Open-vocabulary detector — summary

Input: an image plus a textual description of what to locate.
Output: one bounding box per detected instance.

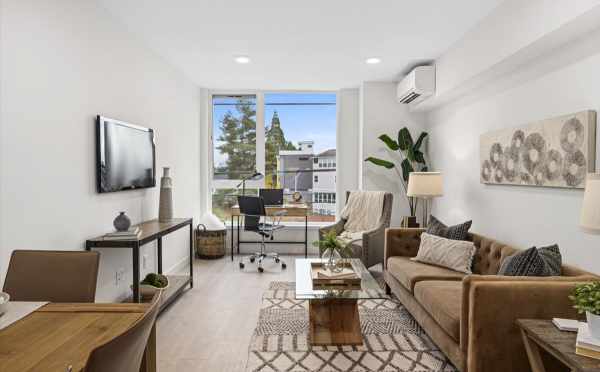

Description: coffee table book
[576,322,600,360]
[310,261,360,289]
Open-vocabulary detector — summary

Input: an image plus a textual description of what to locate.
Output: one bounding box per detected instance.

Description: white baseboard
[166,256,190,275]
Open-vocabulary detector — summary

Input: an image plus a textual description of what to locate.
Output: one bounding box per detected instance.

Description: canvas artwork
[480,110,596,188]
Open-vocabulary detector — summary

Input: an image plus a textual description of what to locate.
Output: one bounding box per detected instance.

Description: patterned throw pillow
[426,215,472,241]
[498,244,562,276]
[412,232,476,274]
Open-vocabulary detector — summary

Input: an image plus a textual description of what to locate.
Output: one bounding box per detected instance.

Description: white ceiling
[100,0,502,90]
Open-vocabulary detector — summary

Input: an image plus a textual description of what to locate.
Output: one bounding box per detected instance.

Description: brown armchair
[319,191,393,268]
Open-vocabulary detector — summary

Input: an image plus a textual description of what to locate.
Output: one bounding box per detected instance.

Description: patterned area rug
[245,282,457,372]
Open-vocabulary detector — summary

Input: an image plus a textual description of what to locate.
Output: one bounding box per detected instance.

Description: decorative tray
[310,261,361,289]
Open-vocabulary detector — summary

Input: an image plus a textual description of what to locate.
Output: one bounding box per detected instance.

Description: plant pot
[587,311,600,339]
[401,216,420,228]
[131,276,169,300]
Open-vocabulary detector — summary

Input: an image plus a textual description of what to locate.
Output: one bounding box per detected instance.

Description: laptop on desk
[259,188,284,206]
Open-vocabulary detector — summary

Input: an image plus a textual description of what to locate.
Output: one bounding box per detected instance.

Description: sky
[213,93,336,169]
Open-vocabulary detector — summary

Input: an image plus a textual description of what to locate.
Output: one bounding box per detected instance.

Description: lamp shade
[407,172,443,198]
[580,173,600,234]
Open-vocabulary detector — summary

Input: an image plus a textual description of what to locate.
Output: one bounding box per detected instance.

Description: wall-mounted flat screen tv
[96,115,156,193]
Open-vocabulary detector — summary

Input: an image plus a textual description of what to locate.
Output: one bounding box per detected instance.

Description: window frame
[208,89,338,219]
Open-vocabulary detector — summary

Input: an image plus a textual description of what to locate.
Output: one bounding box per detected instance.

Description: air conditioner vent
[396,66,435,105]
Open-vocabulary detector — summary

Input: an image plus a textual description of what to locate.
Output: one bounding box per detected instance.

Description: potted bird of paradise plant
[365,127,429,227]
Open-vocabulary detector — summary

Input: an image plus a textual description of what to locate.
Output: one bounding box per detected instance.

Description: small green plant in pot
[134,273,169,299]
[570,281,600,338]
[313,230,353,273]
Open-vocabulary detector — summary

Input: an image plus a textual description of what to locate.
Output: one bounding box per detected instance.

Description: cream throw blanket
[338,191,385,245]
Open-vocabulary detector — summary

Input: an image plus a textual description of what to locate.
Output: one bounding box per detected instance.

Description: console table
[86,218,193,311]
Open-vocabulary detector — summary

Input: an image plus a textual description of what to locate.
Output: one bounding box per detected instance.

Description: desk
[230,203,309,260]
[0,302,155,372]
[86,218,193,307]
[517,319,600,372]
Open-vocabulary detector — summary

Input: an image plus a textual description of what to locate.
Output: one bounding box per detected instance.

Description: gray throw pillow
[498,244,562,276]
[426,215,472,241]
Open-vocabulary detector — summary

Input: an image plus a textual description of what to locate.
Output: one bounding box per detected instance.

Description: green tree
[216,99,256,179]
[265,111,296,187]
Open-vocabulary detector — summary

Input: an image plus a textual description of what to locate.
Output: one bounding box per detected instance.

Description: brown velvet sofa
[383,228,597,372]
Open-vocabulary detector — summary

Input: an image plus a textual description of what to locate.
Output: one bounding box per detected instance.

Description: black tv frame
[95,115,156,193]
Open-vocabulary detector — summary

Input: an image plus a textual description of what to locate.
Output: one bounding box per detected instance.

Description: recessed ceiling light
[234,55,251,64]
[365,57,381,64]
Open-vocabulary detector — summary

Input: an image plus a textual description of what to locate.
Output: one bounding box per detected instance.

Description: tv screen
[96,115,156,193]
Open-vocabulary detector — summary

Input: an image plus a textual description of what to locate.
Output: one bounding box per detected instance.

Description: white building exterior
[312,149,336,216]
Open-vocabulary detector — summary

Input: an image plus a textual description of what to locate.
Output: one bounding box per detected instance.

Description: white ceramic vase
[587,311,600,339]
[158,167,173,222]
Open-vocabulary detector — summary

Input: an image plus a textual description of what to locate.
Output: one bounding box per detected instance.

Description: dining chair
[2,250,100,302]
[84,292,162,372]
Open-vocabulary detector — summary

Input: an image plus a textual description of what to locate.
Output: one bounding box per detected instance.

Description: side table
[517,319,600,372]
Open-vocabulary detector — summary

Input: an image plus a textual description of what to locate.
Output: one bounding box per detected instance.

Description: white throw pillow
[412,232,476,274]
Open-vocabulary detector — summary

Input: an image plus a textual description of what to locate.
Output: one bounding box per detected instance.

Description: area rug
[245,282,457,372]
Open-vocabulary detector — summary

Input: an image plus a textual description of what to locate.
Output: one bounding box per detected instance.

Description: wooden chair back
[3,250,100,302]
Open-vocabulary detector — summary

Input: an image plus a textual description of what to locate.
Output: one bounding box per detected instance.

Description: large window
[212,95,257,180]
[211,92,336,223]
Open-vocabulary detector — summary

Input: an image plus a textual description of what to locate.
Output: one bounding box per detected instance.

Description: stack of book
[576,323,600,359]
[552,318,579,332]
[316,267,358,280]
[103,227,141,241]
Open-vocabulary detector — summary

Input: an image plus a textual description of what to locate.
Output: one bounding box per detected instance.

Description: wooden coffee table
[295,258,386,346]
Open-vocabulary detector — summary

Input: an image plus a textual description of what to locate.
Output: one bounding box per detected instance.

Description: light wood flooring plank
[156,255,302,372]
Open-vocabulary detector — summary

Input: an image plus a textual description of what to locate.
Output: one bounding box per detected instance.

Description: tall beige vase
[159,167,173,222]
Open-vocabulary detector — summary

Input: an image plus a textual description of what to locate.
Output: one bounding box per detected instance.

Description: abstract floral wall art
[480,111,596,188]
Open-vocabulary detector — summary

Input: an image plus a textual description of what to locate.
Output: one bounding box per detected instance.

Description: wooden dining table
[0,302,156,372]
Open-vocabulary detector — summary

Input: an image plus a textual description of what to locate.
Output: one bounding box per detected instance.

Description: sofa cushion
[387,256,465,293]
[413,280,462,342]
[413,233,476,274]
[427,215,472,240]
[498,245,562,276]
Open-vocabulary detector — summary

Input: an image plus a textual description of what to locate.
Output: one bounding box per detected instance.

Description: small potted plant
[135,273,169,299]
[313,230,353,272]
[570,281,600,338]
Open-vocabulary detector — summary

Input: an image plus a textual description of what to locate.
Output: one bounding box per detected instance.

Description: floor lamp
[407,172,443,228]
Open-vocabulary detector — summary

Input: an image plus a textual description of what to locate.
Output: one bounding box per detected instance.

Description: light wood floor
[156,255,307,372]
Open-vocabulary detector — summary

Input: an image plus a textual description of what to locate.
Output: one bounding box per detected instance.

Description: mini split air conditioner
[396,66,435,105]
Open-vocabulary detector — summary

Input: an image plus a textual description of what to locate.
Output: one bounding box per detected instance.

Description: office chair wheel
[239,262,245,269]
[250,257,255,263]
[258,266,264,273]
[275,258,280,263]
[281,263,287,269]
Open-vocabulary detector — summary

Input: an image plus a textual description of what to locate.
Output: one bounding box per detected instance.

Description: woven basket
[195,224,226,259]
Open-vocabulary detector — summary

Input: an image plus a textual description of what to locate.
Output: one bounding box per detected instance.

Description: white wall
[427,21,600,274]
[0,0,203,301]
[335,88,360,213]
[421,0,600,110]
[360,82,427,226]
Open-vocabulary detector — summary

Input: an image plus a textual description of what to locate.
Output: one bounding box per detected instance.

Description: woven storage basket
[195,224,226,259]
